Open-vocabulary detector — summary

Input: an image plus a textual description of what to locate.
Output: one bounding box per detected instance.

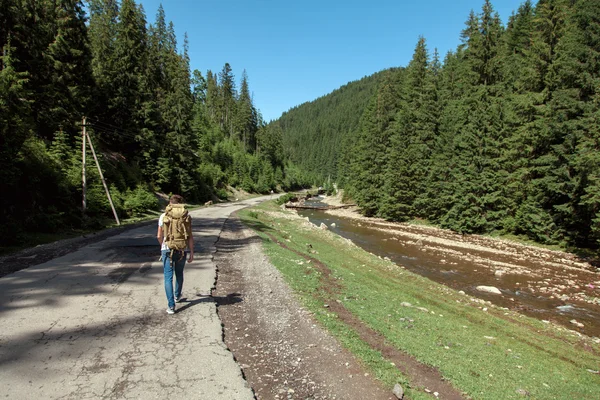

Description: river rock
[392,383,404,399]
[319,223,328,230]
[476,286,502,295]
[330,222,336,228]
[494,270,505,277]
[570,319,584,328]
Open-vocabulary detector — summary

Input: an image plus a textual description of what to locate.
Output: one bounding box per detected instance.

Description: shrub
[276,193,298,205]
[123,185,158,217]
[215,188,229,200]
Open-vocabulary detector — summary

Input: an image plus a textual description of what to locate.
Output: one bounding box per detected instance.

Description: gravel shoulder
[213,215,397,400]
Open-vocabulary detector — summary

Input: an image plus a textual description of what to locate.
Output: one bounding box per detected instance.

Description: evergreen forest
[0,0,312,246]
[275,0,600,249]
[2,0,599,252]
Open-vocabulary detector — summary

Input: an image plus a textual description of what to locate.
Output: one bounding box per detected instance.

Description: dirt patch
[213,216,399,400]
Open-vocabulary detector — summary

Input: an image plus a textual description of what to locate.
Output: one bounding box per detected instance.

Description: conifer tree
[205,70,219,125]
[43,0,93,141]
[345,69,403,216]
[546,0,600,245]
[160,32,196,196]
[421,50,463,223]
[218,63,237,135]
[381,37,438,221]
[439,0,507,233]
[110,0,148,153]
[236,70,258,151]
[88,0,118,123]
[503,0,575,243]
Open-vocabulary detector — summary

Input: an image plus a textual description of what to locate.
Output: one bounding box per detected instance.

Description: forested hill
[278,0,600,250]
[0,0,309,247]
[275,70,390,183]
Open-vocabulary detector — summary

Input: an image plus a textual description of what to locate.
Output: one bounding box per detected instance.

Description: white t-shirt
[158,213,169,251]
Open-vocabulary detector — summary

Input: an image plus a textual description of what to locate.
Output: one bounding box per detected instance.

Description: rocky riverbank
[318,191,600,338]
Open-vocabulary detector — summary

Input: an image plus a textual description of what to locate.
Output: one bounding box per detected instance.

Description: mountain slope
[275,70,391,182]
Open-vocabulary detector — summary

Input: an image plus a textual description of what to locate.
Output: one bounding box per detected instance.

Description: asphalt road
[0,197,275,399]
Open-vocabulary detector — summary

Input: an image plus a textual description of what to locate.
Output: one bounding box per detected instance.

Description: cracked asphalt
[0,197,275,400]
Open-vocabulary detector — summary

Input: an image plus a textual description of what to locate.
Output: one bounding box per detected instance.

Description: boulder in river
[476,286,502,295]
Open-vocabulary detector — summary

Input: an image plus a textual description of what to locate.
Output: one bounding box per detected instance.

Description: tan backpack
[163,204,192,251]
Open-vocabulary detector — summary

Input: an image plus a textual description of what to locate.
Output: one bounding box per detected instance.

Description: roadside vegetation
[240,200,600,400]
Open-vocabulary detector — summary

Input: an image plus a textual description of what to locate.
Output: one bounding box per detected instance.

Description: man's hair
[169,194,185,204]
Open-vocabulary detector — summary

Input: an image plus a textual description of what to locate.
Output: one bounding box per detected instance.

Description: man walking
[157,194,194,314]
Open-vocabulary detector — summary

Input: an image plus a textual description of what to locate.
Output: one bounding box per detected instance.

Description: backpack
[163,204,192,251]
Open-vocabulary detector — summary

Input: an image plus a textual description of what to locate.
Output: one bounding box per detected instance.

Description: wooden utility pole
[82,117,87,212]
[86,130,121,226]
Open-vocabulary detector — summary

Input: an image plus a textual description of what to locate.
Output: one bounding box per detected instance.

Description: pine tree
[345,69,403,216]
[381,37,438,221]
[439,0,508,233]
[88,0,118,123]
[43,0,93,142]
[236,70,258,151]
[501,0,560,242]
[546,0,600,246]
[218,63,237,135]
[160,32,196,197]
[109,0,148,153]
[504,0,575,243]
[205,70,219,125]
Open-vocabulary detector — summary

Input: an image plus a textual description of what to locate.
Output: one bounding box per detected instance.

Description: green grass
[239,202,600,400]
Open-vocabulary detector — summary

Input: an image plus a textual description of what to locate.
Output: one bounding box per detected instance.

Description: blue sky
[137,0,532,122]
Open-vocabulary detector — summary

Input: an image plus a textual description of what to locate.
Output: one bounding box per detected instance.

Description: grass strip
[240,202,600,400]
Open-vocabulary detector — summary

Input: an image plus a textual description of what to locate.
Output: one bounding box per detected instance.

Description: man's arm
[187,221,194,263]
[157,226,163,246]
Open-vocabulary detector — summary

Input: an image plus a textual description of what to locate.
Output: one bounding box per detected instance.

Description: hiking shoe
[175,296,182,303]
[166,307,175,315]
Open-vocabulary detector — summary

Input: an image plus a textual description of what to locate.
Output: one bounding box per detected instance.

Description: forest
[275,0,600,249]
[2,0,599,252]
[0,0,312,246]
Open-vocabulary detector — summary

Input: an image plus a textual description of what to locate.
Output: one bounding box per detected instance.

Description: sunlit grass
[240,201,600,400]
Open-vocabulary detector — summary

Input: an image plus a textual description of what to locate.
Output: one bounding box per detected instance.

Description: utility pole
[86,130,121,226]
[82,116,87,212]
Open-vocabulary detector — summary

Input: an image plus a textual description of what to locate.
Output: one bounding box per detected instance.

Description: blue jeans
[162,250,186,309]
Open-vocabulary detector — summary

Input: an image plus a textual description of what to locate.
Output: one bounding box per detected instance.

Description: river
[297,196,600,338]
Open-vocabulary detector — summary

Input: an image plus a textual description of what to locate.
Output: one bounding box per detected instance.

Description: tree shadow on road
[0,241,164,316]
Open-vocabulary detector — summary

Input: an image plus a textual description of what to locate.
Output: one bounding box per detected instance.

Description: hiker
[157,194,194,314]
